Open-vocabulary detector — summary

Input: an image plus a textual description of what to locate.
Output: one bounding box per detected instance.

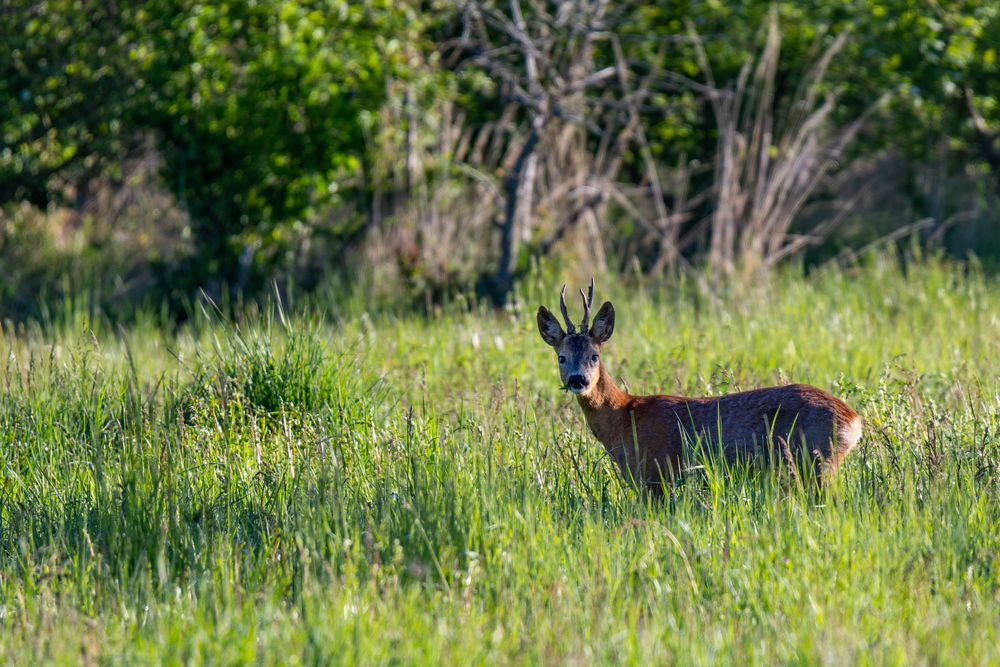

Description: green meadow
[2,254,1000,664]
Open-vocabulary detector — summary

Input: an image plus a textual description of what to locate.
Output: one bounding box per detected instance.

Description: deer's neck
[575,363,633,445]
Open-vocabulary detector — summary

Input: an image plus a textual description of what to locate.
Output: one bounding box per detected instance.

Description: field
[2,254,1000,665]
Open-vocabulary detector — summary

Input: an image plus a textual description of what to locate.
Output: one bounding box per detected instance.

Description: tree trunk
[964,87,1000,193]
[491,125,540,305]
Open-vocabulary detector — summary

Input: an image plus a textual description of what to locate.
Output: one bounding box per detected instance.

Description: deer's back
[650,383,861,471]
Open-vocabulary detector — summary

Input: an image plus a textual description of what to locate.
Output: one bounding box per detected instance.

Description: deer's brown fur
[537,281,862,492]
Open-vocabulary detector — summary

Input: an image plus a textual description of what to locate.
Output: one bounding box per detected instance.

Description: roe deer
[536,279,862,492]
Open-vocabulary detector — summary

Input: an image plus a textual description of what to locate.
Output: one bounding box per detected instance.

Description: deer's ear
[590,302,615,343]
[536,306,565,347]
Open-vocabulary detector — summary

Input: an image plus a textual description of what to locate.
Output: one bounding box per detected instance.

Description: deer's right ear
[536,306,565,347]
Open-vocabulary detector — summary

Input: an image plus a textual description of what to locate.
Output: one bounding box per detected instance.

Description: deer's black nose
[567,374,587,389]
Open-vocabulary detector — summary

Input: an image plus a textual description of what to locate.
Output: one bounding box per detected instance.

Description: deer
[536,279,862,493]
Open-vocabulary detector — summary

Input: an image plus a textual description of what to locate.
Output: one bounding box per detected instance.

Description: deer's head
[536,278,615,395]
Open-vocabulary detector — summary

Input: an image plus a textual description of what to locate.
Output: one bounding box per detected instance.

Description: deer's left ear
[590,301,615,343]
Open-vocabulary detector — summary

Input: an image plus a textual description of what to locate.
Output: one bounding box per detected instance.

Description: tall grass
[2,253,999,664]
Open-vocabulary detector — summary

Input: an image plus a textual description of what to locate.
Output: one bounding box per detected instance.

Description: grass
[2,252,1000,664]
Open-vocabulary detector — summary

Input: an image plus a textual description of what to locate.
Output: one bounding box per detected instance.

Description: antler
[579,277,595,332]
[559,285,576,334]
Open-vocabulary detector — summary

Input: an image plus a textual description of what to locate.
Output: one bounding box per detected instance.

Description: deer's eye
[591,354,599,362]
[558,355,566,364]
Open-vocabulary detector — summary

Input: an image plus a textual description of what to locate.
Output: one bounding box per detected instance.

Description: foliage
[623,2,1000,176]
[0,1,143,205]
[2,0,440,292]
[870,1,1000,180]
[137,0,435,288]
[3,1,1000,309]
[2,256,1000,662]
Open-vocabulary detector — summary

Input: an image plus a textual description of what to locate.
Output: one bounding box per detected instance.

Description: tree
[138,0,432,293]
[0,1,143,206]
[2,0,436,298]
